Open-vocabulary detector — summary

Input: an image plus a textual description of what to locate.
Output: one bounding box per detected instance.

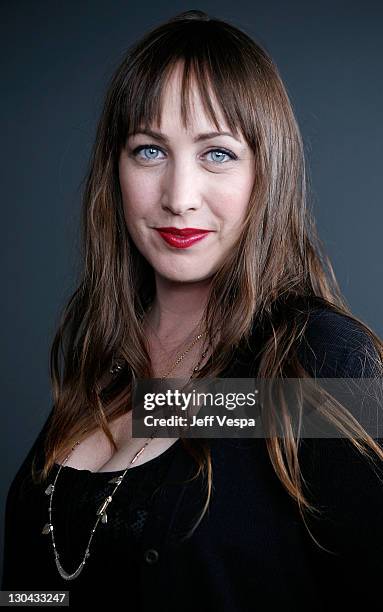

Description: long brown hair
[32,9,383,552]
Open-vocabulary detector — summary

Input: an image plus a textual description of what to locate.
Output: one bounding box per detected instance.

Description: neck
[146,274,213,340]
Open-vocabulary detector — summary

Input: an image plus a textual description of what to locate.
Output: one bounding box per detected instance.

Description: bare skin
[56,318,215,473]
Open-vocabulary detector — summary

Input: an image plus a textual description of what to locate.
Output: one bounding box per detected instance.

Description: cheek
[216,182,251,226]
[224,158,254,196]
[120,171,155,221]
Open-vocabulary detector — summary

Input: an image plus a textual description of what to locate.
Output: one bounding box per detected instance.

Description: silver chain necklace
[41,321,209,581]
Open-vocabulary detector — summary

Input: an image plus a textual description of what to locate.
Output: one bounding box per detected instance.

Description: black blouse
[2,301,383,610]
[51,441,180,556]
[2,437,181,608]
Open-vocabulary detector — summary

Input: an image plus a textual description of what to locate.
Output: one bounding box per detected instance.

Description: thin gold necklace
[145,303,206,367]
[41,324,209,581]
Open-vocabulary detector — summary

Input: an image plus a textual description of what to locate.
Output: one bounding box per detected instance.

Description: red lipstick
[154,227,213,249]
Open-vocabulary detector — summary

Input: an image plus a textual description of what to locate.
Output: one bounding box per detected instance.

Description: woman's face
[118,63,255,283]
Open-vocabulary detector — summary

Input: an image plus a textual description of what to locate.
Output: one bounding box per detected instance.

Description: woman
[2,9,383,610]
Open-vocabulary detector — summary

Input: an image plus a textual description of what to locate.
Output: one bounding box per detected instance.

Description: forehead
[147,61,236,137]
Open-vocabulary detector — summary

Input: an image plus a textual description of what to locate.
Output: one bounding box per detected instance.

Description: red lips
[154,227,212,249]
[156,227,212,237]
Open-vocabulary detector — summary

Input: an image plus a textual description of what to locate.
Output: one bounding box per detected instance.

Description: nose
[160,162,203,215]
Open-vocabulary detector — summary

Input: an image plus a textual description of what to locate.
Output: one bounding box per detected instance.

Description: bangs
[110,27,257,155]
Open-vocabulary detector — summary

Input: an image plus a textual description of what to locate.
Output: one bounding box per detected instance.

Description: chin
[155,265,217,284]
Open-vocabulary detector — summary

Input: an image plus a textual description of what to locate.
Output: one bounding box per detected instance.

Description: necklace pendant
[108,475,123,484]
[101,512,108,524]
[45,483,54,495]
[42,522,52,535]
[97,495,112,516]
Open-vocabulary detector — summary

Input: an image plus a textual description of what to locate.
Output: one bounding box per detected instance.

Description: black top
[2,301,383,610]
[1,437,181,609]
[55,442,180,607]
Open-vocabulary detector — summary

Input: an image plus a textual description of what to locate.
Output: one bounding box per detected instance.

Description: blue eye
[133,146,165,161]
[131,145,237,164]
[207,149,235,163]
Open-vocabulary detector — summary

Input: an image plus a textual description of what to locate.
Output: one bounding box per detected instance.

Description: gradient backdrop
[1,0,382,579]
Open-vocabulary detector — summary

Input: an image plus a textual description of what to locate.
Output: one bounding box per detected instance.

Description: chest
[56,332,214,473]
[56,409,179,473]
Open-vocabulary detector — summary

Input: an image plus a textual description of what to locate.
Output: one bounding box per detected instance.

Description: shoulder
[296,306,382,378]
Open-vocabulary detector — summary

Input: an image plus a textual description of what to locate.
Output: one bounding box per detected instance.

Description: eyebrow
[127,128,242,144]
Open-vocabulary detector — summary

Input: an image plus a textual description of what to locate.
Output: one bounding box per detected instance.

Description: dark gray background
[1,0,382,580]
